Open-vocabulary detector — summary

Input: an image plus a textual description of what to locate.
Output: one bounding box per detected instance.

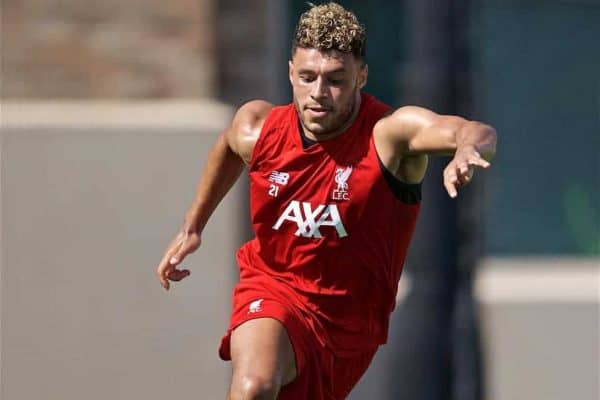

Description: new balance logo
[272,200,348,238]
[268,171,289,185]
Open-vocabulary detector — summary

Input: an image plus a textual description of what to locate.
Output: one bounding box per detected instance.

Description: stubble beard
[295,92,359,138]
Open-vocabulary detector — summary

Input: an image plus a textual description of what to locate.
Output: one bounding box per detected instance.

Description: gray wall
[476,258,599,400]
[1,102,241,399]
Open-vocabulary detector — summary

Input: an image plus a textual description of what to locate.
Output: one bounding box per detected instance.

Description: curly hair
[292,2,366,60]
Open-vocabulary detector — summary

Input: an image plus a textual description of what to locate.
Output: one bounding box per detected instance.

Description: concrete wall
[1,102,241,399]
[476,258,599,400]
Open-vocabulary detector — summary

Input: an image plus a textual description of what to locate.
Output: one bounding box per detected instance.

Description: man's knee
[229,373,280,400]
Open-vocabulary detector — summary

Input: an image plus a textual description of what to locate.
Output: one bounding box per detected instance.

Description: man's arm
[374,105,497,198]
[156,100,273,290]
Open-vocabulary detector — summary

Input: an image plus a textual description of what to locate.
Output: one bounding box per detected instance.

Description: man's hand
[443,145,491,198]
[156,229,200,290]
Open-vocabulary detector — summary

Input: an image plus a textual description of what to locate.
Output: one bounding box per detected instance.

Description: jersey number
[268,184,279,197]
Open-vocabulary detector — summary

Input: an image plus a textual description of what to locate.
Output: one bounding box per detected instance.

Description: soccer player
[156,3,496,399]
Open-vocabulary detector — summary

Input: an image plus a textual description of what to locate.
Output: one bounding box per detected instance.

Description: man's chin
[304,122,332,136]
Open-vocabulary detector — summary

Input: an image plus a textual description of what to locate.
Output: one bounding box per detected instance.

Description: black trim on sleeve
[377,156,422,204]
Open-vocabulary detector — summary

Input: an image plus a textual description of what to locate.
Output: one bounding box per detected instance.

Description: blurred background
[2,0,598,399]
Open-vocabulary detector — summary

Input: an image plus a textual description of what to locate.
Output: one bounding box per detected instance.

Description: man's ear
[358,64,368,89]
[288,61,294,85]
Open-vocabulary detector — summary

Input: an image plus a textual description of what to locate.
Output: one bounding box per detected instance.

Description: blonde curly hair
[293,2,366,60]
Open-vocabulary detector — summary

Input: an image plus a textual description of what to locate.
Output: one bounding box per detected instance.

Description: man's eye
[300,75,315,82]
[329,78,344,85]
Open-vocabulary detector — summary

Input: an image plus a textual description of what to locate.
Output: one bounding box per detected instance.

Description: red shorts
[219,280,377,399]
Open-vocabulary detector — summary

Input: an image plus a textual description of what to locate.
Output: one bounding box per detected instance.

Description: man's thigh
[229,317,297,389]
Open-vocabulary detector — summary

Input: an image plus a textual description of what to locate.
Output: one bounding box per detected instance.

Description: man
[156,3,496,399]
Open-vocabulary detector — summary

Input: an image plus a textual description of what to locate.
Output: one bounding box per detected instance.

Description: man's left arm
[374,105,497,198]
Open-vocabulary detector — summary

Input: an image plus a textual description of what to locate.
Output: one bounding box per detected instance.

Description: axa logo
[332,166,353,201]
[272,200,348,238]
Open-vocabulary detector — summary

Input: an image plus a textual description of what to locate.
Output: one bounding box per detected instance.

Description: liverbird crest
[334,166,353,191]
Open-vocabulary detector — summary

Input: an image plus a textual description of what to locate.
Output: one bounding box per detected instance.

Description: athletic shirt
[237,93,421,356]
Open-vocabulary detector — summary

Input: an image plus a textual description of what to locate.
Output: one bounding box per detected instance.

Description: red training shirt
[236,93,421,356]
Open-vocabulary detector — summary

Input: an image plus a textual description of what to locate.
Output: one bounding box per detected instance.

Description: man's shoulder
[233,100,275,131]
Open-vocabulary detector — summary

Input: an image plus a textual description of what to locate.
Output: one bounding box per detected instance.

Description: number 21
[268,184,279,197]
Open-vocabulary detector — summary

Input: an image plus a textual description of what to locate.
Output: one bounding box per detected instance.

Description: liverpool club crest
[332,166,353,201]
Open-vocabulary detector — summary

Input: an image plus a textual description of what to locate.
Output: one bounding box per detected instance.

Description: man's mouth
[306,105,332,117]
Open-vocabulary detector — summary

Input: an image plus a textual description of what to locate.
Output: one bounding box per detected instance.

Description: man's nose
[310,77,328,99]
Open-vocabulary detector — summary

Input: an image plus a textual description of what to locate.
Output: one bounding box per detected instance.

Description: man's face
[289,48,367,136]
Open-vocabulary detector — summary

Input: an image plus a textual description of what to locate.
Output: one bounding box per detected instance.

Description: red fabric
[219,92,420,395]
[219,276,377,400]
[232,93,420,355]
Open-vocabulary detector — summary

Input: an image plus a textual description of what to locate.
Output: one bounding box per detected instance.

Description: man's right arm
[156,100,273,290]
